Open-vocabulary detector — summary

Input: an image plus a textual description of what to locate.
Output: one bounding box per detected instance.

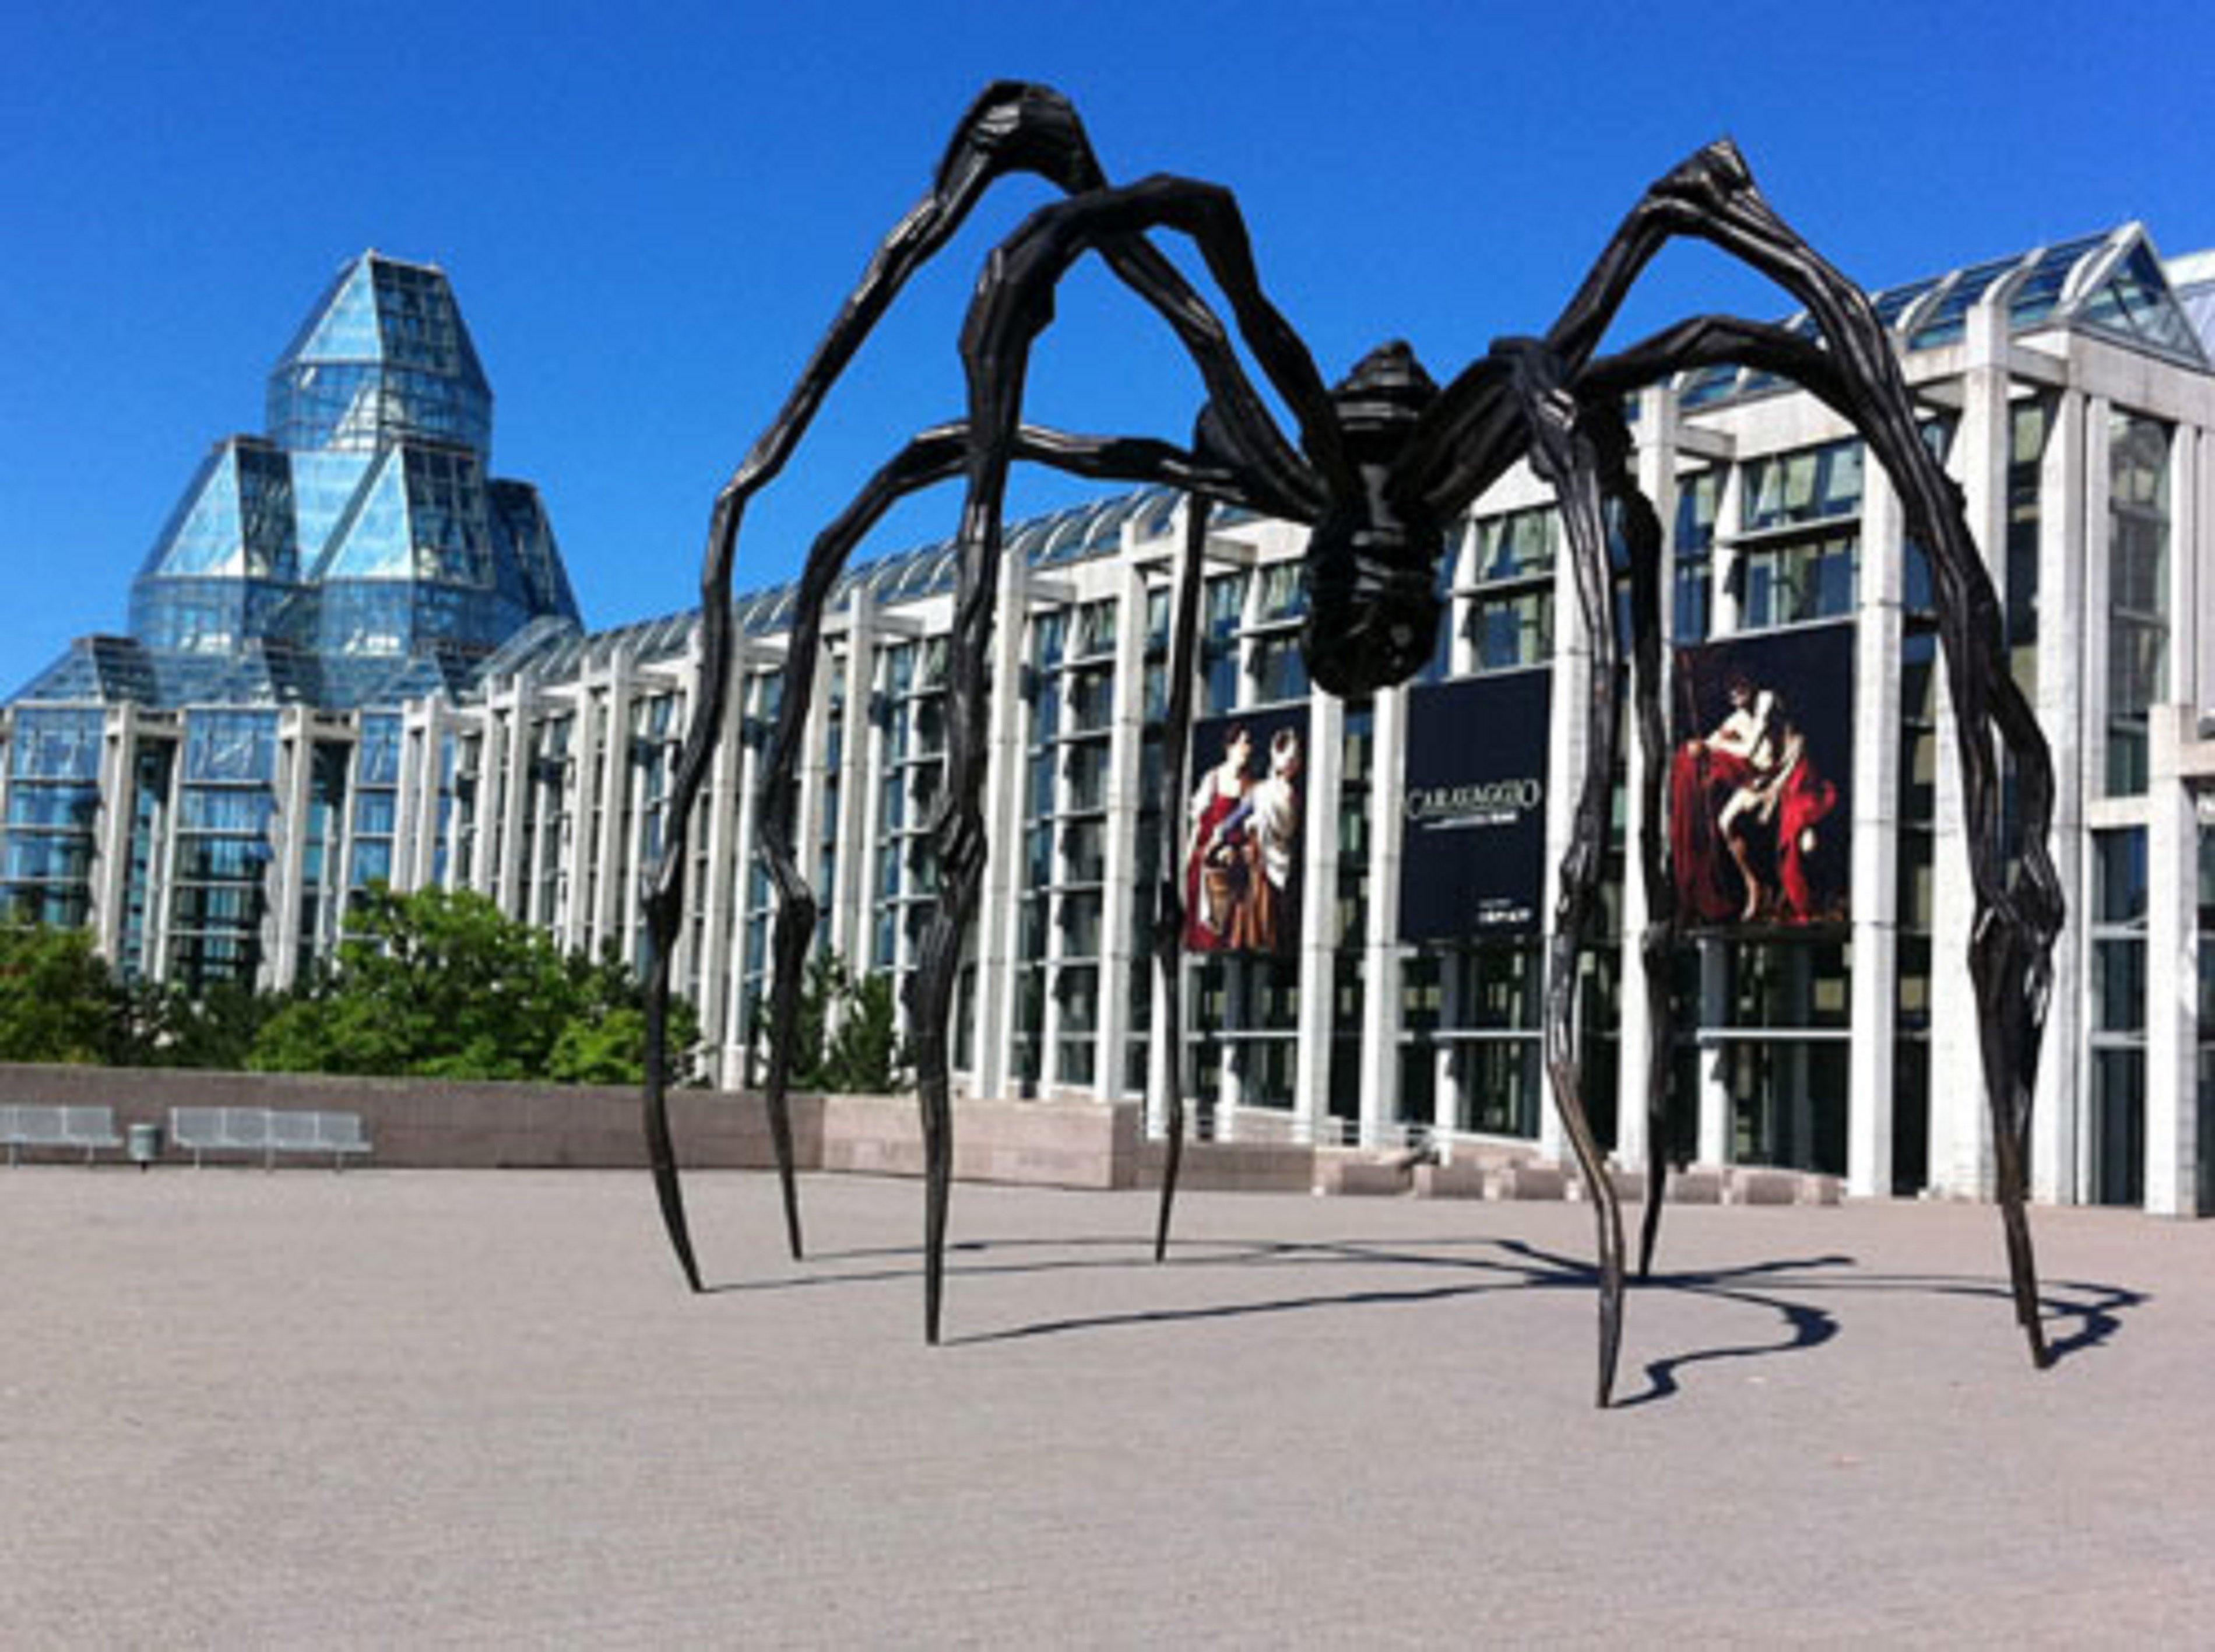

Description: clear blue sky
[6,0,2213,697]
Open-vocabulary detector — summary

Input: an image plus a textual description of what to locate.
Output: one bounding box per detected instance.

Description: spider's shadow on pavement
[701,1228,2144,1405]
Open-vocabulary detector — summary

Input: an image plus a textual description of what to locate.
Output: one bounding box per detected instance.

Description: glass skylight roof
[1672,224,2209,412]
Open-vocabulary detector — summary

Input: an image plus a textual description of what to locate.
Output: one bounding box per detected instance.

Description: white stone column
[2146,705,2200,1214]
[264,707,316,992]
[824,606,876,971]
[495,688,533,917]
[1614,385,1681,1173]
[1362,684,1408,1147]
[971,552,1032,1099]
[2032,389,2090,1203]
[1097,563,1151,1101]
[1847,448,1905,1197]
[1293,693,1344,1137]
[590,654,635,954]
[396,702,443,894]
[90,709,139,968]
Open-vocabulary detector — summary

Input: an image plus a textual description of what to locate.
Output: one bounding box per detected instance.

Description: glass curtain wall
[2106,412,2171,797]
[1,709,106,928]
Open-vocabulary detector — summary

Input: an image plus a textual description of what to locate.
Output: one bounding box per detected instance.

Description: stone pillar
[827,601,877,968]
[90,709,140,969]
[1847,448,1905,1197]
[2146,705,2200,1214]
[1614,384,1680,1173]
[1098,563,1151,1102]
[971,550,1032,1100]
[2032,389,2090,1202]
[264,707,316,992]
[1361,683,1408,1147]
[1293,693,1344,1137]
[497,688,535,916]
[590,652,635,954]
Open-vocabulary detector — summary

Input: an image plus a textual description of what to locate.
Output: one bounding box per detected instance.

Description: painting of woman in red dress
[1669,632,1850,927]
[1184,717,1305,954]
[1185,723,1253,950]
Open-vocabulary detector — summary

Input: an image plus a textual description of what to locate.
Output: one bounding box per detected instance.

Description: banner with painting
[1183,705,1308,956]
[1669,622,1854,929]
[1398,670,1551,941]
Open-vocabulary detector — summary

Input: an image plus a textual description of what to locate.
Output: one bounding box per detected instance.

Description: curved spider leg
[906,178,1335,1342]
[638,81,1119,1292]
[1150,484,1213,1261]
[1576,400,1675,1281]
[1493,343,1633,1406]
[1565,171,2064,1364]
[639,82,1307,1291]
[1420,147,2059,1368]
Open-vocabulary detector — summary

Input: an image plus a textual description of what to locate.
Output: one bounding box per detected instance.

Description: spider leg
[1415,149,2059,1368]
[1578,275,2061,1367]
[1150,486,1212,1261]
[908,180,1336,1342]
[640,80,1119,1292]
[1496,345,1632,1406]
[641,428,1246,1295]
[639,80,1309,1291]
[1577,402,1676,1282]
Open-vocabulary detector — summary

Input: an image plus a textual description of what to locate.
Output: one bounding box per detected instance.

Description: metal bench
[0,1105,122,1166]
[167,1106,373,1170]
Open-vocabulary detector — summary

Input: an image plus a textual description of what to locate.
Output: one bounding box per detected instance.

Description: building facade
[9,231,2215,1214]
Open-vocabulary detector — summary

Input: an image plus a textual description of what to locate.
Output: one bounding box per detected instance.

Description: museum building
[7,235,2215,1216]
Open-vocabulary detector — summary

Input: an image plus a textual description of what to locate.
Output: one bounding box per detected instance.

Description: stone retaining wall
[0,1064,1841,1205]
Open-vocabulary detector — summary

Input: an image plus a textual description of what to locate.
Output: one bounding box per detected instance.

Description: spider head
[1302,342,1446,697]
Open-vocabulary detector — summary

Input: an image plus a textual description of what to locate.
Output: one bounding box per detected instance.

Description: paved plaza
[5,1165,2213,1646]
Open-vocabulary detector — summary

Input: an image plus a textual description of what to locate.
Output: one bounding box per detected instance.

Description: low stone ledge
[819,1094,1137,1190]
[1728,1168,1802,1206]
[1136,1138,1316,1194]
[1413,1161,1492,1200]
[1332,1161,1414,1197]
[1665,1168,1726,1204]
[1496,1162,1569,1200]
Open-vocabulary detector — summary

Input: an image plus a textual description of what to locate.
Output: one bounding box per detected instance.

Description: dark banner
[1669,622,1854,930]
[1184,705,1308,956]
[1399,670,1551,941]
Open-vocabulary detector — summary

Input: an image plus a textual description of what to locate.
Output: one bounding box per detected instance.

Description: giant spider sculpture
[640,83,2063,1406]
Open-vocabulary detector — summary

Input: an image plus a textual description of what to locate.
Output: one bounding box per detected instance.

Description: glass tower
[2,252,583,986]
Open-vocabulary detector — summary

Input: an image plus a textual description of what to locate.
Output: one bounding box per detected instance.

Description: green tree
[116,978,284,1070]
[825,968,909,1093]
[0,923,125,1064]
[248,885,697,1083]
[747,950,910,1094]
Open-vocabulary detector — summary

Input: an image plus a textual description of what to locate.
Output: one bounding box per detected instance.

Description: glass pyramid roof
[15,250,582,717]
[266,254,492,456]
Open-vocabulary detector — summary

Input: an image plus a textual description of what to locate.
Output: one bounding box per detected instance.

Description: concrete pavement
[4,1167,2212,1645]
